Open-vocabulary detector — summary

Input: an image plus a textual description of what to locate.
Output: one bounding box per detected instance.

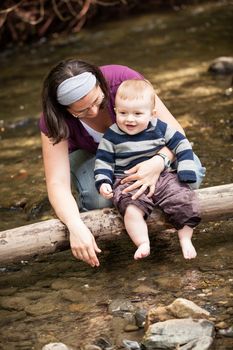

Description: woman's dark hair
[42,59,109,144]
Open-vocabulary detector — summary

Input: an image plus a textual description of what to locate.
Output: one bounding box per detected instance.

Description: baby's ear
[151,108,157,117]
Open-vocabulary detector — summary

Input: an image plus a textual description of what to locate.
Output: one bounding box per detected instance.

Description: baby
[94,79,201,260]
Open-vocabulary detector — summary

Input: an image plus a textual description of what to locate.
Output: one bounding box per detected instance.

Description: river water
[0,1,233,349]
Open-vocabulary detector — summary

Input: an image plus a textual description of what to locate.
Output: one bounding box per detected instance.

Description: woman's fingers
[121,173,138,184]
[82,247,100,267]
[131,184,149,200]
[124,165,138,175]
[122,181,156,200]
[71,241,100,267]
[93,239,102,253]
[122,180,143,193]
[147,184,156,198]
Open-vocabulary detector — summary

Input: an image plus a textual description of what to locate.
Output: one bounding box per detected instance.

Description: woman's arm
[41,132,101,267]
[155,94,185,135]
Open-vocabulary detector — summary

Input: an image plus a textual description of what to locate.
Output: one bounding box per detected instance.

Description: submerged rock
[208,56,233,74]
[108,299,135,316]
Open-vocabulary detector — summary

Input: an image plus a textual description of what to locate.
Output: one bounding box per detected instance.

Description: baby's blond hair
[115,79,156,110]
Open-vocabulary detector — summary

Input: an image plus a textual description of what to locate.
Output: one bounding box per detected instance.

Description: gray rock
[180,336,213,349]
[208,56,233,74]
[108,299,135,316]
[142,319,215,349]
[94,337,113,350]
[135,309,147,328]
[218,326,233,337]
[122,339,141,350]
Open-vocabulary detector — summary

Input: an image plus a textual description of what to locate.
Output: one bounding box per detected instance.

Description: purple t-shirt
[39,64,143,153]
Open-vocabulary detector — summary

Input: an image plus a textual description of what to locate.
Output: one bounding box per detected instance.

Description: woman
[40,59,205,267]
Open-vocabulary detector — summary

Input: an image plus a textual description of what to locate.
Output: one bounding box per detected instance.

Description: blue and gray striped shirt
[94,118,197,191]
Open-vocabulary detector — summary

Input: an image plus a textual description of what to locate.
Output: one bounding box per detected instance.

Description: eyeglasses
[70,93,105,118]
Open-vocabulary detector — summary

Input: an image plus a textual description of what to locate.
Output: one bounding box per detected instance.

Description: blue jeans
[69,150,206,211]
[69,150,112,211]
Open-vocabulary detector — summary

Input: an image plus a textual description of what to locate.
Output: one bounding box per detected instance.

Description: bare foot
[134,242,150,260]
[180,238,197,259]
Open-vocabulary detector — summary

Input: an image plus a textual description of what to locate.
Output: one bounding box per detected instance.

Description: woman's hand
[68,219,101,267]
[121,156,165,200]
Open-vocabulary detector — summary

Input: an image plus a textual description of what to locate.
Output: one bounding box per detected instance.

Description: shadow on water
[0,1,233,349]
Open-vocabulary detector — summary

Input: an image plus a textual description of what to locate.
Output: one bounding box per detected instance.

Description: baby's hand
[100,183,113,199]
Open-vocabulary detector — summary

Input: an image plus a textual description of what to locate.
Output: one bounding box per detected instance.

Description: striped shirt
[94,118,197,191]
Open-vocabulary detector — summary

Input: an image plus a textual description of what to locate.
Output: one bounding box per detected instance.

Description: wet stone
[216,321,229,329]
[135,309,147,328]
[154,276,183,291]
[179,336,213,350]
[133,285,159,295]
[218,326,233,338]
[142,319,215,350]
[51,279,78,290]
[122,339,141,350]
[68,303,92,313]
[60,289,84,302]
[124,324,139,332]
[0,287,18,296]
[94,336,113,350]
[0,310,26,325]
[24,299,59,316]
[123,312,136,324]
[18,290,48,300]
[167,298,210,319]
[34,280,52,288]
[108,299,135,316]
[0,295,29,311]
[226,307,233,315]
[84,345,102,350]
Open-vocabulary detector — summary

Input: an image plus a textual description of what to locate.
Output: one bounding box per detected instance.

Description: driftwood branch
[0,183,233,265]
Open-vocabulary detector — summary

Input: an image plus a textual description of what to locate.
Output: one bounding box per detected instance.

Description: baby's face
[115,95,154,135]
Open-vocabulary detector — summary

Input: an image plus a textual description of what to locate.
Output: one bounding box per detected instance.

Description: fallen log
[0,183,233,265]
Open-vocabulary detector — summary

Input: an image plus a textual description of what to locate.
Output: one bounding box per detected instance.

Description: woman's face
[67,85,104,119]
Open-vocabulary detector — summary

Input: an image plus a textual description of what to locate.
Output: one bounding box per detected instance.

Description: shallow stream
[0,1,232,349]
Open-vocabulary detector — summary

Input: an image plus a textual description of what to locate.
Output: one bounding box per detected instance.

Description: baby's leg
[178,225,197,259]
[124,205,150,260]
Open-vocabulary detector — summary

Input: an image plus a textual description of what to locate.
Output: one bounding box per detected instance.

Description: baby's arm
[99,183,113,199]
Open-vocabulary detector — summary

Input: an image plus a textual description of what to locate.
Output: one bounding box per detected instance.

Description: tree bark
[0,184,233,264]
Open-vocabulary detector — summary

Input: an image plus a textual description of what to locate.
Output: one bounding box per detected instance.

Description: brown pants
[112,171,201,230]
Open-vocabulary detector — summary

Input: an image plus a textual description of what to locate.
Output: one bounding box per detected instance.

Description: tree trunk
[0,184,233,264]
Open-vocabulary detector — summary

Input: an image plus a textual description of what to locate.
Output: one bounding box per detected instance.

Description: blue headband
[57,72,97,106]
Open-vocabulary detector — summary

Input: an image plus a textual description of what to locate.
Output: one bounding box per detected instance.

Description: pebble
[42,343,72,350]
[218,326,233,338]
[216,321,229,329]
[124,324,139,332]
[122,340,140,350]
[84,345,102,350]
